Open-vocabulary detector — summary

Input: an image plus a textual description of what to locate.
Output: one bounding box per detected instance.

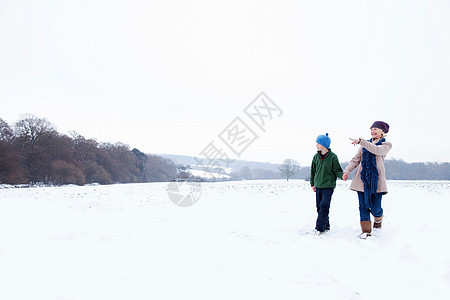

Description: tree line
[0,115,177,185]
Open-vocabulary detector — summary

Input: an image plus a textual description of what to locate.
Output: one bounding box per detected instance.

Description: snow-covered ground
[0,180,449,300]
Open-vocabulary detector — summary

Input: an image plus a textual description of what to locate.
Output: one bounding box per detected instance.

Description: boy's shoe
[314,230,325,236]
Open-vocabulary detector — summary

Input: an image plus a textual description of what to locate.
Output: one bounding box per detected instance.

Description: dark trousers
[357,191,383,222]
[315,188,334,232]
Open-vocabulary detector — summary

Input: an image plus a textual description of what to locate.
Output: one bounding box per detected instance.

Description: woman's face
[371,127,384,140]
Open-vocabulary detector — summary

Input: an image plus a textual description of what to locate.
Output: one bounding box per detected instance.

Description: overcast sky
[1,0,449,165]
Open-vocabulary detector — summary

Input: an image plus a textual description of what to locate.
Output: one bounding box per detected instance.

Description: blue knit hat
[316,133,331,149]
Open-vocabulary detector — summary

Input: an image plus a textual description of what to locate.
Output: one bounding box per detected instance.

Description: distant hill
[155,154,282,172]
[154,153,286,180]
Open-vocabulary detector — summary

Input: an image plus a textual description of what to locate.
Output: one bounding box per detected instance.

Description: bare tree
[279,159,300,181]
[0,118,14,141]
[0,118,24,184]
[240,166,252,180]
[132,148,148,182]
[13,115,58,183]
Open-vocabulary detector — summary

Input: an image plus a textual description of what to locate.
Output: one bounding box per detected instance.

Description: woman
[342,121,392,239]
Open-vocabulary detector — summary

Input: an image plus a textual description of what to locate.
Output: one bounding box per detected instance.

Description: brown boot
[374,215,383,229]
[359,221,372,239]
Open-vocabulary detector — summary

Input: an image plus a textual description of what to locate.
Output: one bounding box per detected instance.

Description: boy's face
[316,143,326,151]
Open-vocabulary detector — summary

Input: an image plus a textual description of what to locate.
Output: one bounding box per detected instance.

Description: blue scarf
[360,138,385,208]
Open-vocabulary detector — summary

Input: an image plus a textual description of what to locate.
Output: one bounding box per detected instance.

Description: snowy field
[1,180,450,300]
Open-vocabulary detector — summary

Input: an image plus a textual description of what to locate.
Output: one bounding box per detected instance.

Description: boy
[310,133,344,234]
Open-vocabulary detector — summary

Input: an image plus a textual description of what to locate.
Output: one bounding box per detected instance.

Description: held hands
[342,173,349,181]
[312,186,316,192]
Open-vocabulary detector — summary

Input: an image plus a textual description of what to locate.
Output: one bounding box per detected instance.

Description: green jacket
[310,149,343,189]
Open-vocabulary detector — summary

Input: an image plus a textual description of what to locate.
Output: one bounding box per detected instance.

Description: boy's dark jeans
[315,188,334,232]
